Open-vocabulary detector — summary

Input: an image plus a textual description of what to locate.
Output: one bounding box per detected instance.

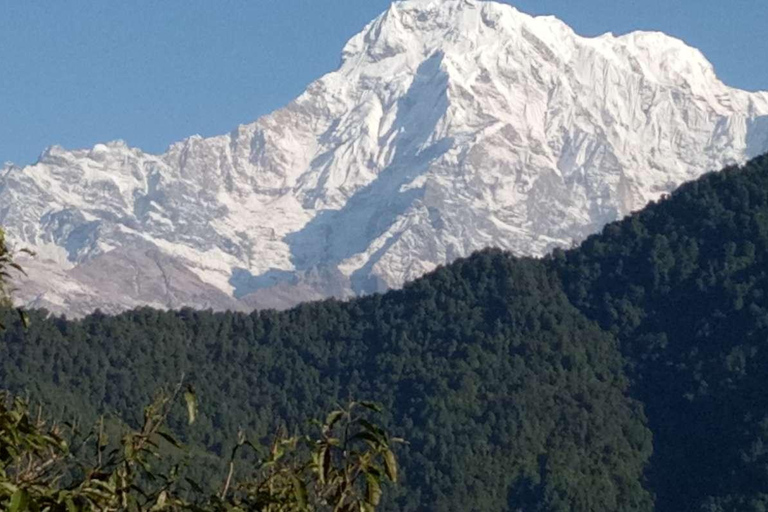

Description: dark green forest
[3,154,768,511]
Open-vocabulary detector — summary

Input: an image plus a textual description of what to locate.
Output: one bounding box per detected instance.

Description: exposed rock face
[3,0,768,316]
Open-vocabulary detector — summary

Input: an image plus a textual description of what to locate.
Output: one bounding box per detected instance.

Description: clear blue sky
[1,0,766,166]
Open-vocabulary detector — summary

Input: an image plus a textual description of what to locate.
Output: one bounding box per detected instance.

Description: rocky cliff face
[3,0,768,316]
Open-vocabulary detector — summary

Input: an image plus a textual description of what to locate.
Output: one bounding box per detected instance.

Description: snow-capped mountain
[3,0,768,316]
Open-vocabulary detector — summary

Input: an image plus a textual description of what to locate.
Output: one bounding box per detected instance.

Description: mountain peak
[3,1,768,316]
[343,0,533,60]
[340,0,727,94]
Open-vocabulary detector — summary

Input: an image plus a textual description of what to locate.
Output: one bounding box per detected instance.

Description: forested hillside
[3,154,768,511]
[0,258,652,511]
[552,155,768,511]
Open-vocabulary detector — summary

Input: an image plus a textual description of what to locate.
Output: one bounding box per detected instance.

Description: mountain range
[3,0,768,316]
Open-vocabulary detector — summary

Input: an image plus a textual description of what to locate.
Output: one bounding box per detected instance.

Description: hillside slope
[0,256,652,511]
[553,154,768,511]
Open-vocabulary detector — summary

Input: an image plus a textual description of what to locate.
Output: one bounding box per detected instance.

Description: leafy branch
[0,389,401,511]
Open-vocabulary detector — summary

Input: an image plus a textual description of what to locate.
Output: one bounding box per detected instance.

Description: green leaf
[157,431,183,449]
[0,482,18,494]
[365,473,382,506]
[16,309,29,329]
[89,479,116,493]
[9,488,29,512]
[358,401,383,413]
[149,490,167,511]
[357,419,384,439]
[271,442,285,462]
[183,385,197,425]
[325,410,344,430]
[185,477,205,494]
[291,475,308,510]
[383,449,398,483]
[319,444,331,484]
[351,431,381,447]
[124,441,135,460]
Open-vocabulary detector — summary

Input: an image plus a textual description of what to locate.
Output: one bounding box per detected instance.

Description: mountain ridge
[3,0,768,316]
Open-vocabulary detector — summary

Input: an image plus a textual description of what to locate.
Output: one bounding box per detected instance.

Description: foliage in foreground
[0,387,399,511]
[0,228,30,328]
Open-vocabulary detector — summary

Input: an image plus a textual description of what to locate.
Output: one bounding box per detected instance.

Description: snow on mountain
[3,0,768,316]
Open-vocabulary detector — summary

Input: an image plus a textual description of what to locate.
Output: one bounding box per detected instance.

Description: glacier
[2,0,768,316]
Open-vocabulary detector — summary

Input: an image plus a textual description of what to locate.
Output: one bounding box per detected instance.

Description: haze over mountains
[3,0,768,316]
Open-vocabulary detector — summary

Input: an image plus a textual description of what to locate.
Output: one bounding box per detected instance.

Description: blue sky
[1,0,766,166]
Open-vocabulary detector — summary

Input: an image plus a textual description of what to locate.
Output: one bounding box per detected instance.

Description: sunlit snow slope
[3,0,768,316]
